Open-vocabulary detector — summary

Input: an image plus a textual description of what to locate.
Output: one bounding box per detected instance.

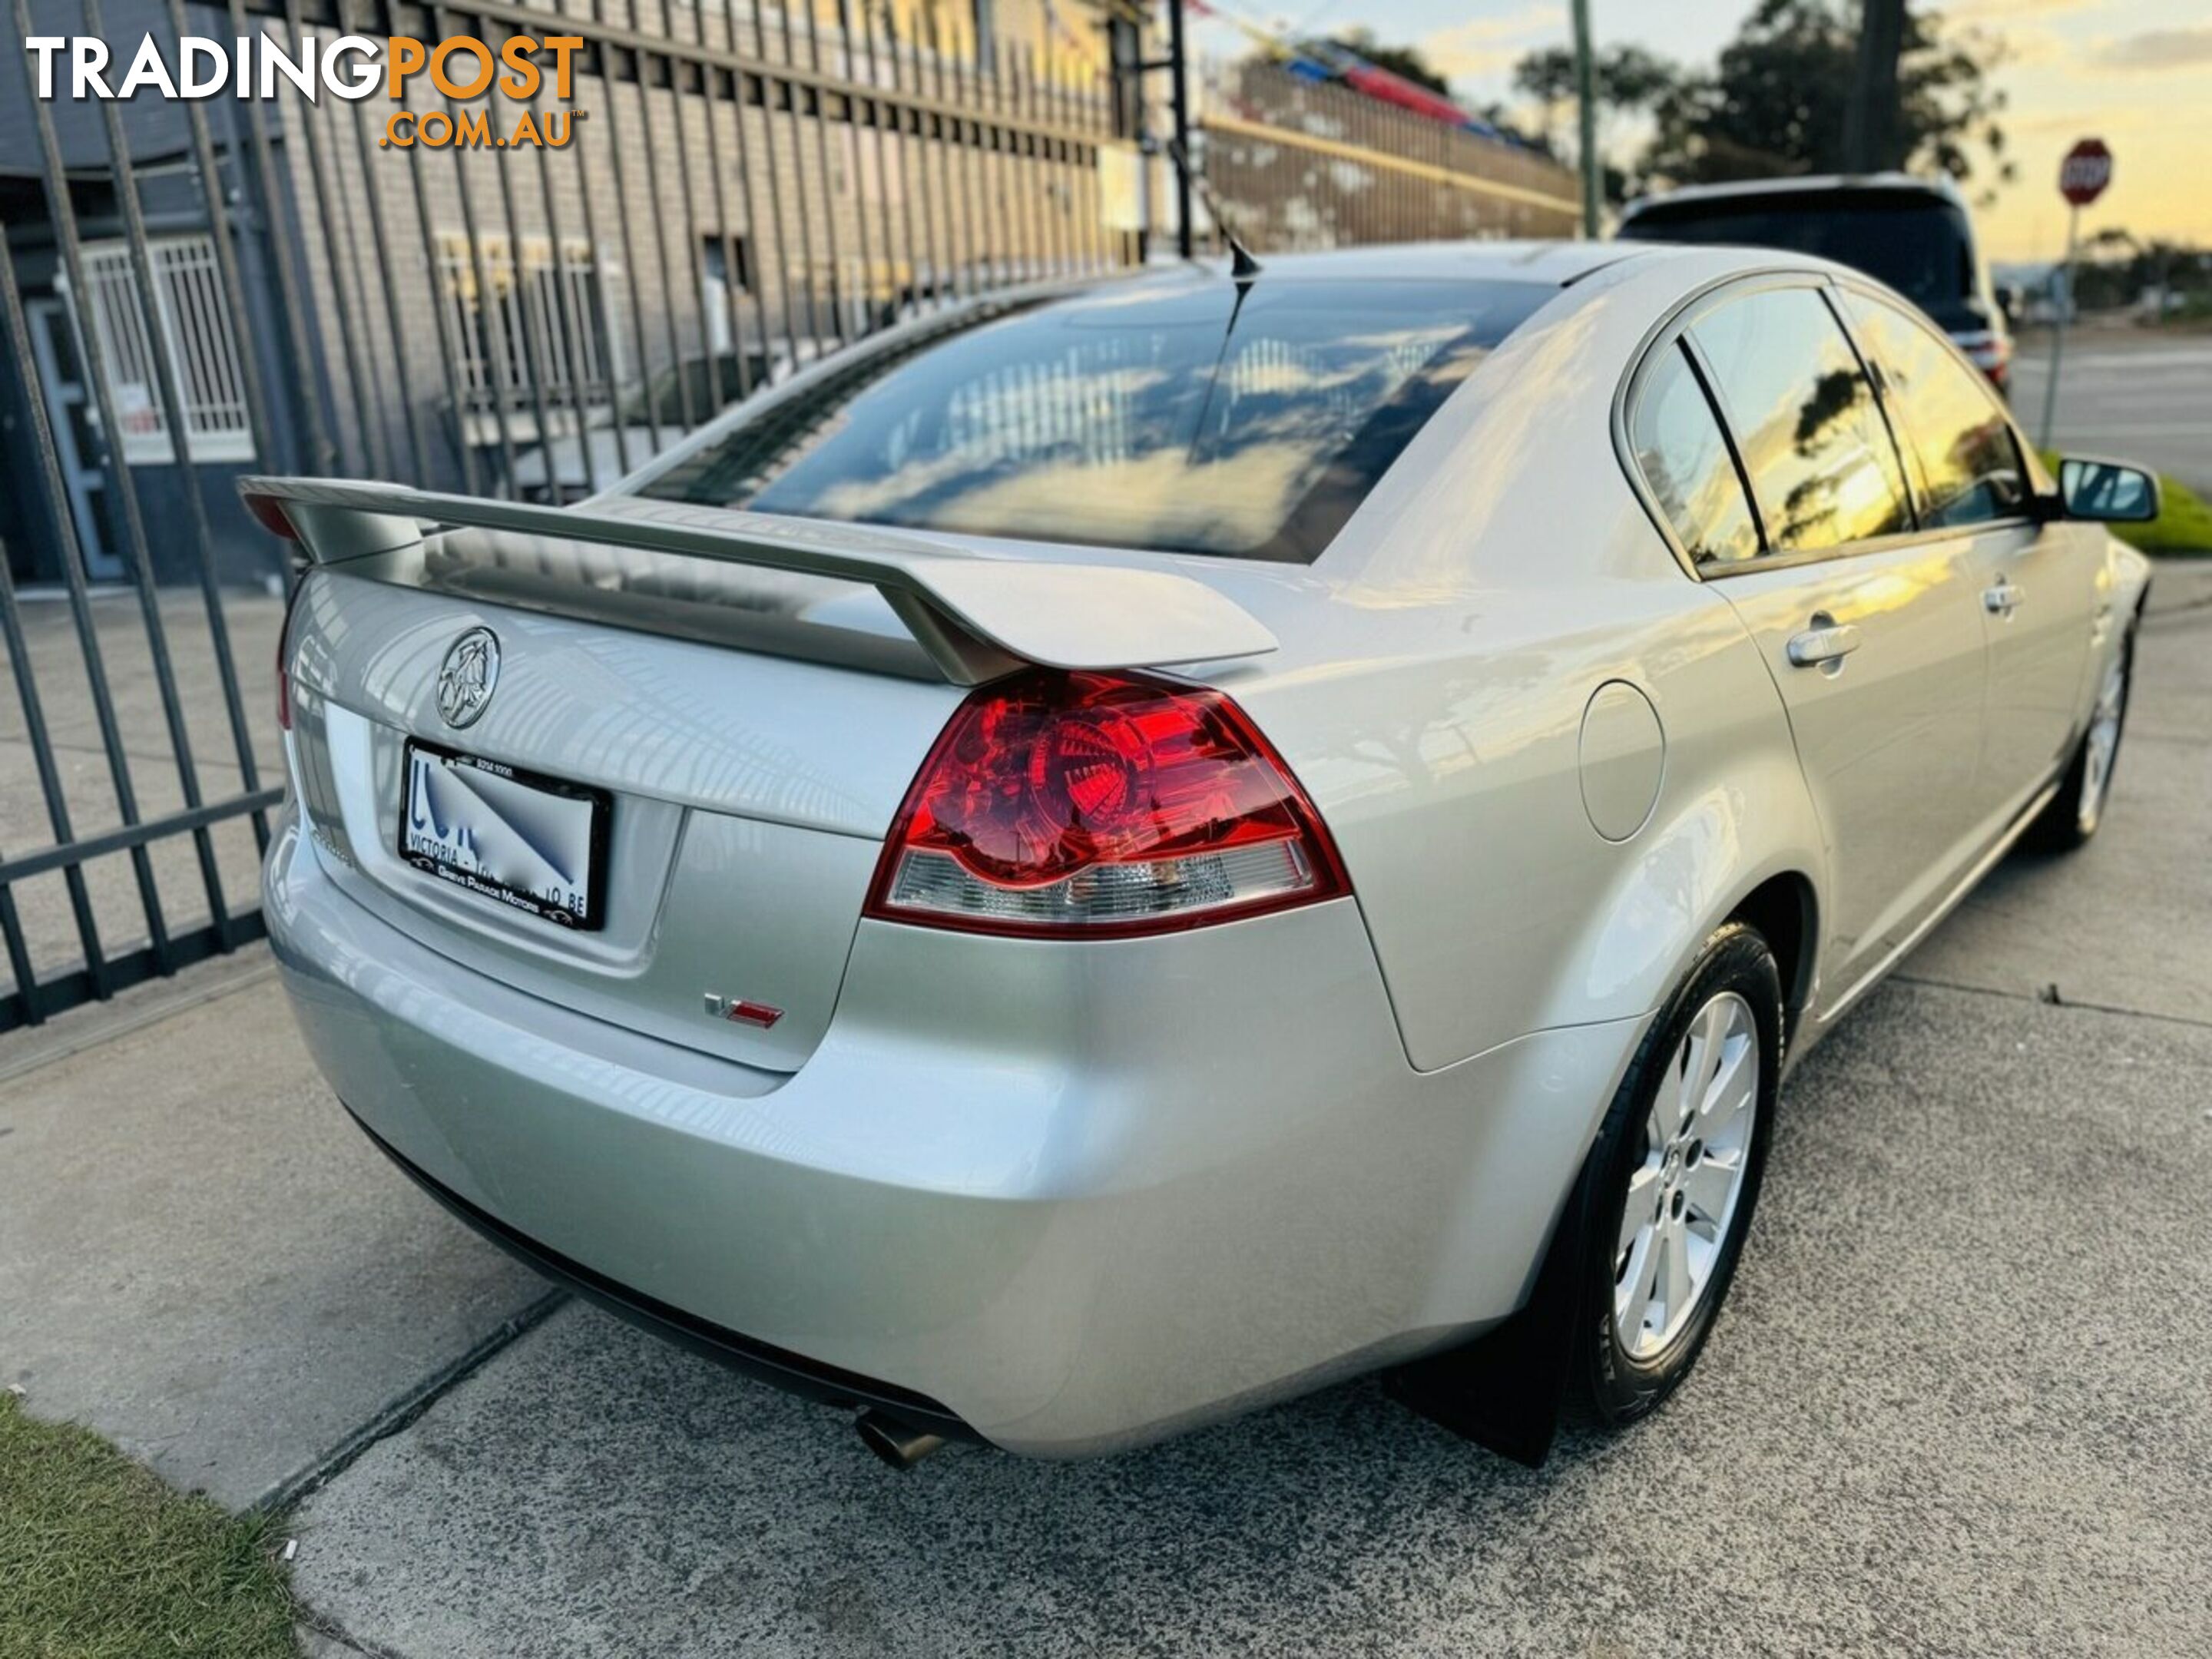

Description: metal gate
[0,0,1137,1033]
[2,0,1580,1035]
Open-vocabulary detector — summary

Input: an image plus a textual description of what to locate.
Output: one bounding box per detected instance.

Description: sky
[1192,0,2212,263]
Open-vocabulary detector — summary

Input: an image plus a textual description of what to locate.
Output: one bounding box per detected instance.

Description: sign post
[1571,0,1600,239]
[2039,137,2113,449]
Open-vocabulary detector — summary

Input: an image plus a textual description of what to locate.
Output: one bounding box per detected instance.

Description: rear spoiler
[238,478,1278,687]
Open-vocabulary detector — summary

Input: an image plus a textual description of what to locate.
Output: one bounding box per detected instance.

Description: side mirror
[2058,457,2161,525]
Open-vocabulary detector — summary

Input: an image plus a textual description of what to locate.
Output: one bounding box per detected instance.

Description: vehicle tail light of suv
[866,669,1349,938]
[1954,328,2012,393]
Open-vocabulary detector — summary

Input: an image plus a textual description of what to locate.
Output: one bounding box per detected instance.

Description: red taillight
[866,669,1349,938]
[243,492,298,541]
[1955,329,2012,395]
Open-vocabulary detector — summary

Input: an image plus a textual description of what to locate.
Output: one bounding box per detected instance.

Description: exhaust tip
[855,1409,945,1470]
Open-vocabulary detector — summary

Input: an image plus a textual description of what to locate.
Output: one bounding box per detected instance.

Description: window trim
[1613,267,2041,584]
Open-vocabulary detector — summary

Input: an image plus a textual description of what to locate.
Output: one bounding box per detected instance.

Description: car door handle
[1983,579,2024,617]
[1786,622,1861,667]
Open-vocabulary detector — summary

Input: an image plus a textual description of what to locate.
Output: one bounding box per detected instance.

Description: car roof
[1619,171,1969,222]
[1177,240,1653,287]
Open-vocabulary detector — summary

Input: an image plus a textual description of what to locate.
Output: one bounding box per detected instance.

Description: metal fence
[1,1,1581,1035]
[0,0,1137,1033]
[1194,58,1579,250]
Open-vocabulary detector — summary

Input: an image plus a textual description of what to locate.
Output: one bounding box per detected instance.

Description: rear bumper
[347,1105,980,1442]
[266,810,1643,1455]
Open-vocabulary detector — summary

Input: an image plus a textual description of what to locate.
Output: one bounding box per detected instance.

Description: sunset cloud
[2088,25,2212,71]
[1938,0,2104,20]
[1419,5,1563,84]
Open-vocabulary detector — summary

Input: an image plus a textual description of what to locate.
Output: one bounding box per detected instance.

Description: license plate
[399,740,610,931]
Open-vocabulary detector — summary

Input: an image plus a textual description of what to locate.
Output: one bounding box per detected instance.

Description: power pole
[1169,0,1194,258]
[1843,0,1906,173]
[2037,203,2080,450]
[1571,0,1599,238]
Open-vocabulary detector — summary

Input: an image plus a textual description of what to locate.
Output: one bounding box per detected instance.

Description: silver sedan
[251,241,2154,1465]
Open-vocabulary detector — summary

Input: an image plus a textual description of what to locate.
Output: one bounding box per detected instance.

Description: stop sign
[2059,138,2112,207]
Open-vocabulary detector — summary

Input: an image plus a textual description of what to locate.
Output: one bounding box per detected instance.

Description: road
[2011,328,2212,496]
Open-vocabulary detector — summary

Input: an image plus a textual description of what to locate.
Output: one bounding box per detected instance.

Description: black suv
[1616,174,2015,394]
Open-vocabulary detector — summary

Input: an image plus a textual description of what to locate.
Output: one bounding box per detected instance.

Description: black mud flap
[1383,1148,1594,1469]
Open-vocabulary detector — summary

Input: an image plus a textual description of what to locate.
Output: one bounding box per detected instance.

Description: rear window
[638,276,1548,563]
[1620,195,1976,319]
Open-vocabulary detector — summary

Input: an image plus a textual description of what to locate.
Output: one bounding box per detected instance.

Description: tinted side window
[1691,286,1913,553]
[1630,343,1760,567]
[1846,292,2027,528]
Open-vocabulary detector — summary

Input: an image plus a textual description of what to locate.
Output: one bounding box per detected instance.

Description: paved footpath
[2,567,2206,1657]
[0,952,554,1510]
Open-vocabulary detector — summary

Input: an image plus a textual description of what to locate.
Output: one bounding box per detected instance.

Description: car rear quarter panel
[1213,255,1832,1071]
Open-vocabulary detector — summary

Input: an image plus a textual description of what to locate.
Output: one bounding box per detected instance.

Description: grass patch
[0,1392,297,1659]
[2041,451,2212,555]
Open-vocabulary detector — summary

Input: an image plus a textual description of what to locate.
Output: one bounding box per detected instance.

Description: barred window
[435,232,627,415]
[76,235,256,465]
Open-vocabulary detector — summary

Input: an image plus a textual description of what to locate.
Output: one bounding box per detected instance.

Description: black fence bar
[403,100,488,498]
[283,0,386,475]
[0,511,111,1012]
[3,922,263,1038]
[83,0,245,949]
[528,46,606,500]
[225,0,336,473]
[664,21,724,429]
[164,0,280,856]
[10,18,179,972]
[342,6,433,486]
[630,18,700,435]
[0,792,286,890]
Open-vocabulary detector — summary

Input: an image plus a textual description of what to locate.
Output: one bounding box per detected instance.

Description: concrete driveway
[263,561,2208,1658]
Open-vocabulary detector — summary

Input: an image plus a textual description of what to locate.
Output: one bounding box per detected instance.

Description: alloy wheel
[1612,991,1760,1360]
[2078,648,2128,836]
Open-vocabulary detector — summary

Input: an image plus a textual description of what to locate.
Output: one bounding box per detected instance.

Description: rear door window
[1845,292,2028,528]
[1690,286,1914,554]
[1628,343,1761,567]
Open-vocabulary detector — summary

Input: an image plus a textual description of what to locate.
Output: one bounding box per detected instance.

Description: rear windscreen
[638,276,1548,563]
[1619,197,1975,320]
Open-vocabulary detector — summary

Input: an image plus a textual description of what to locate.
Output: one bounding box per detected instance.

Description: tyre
[2025,628,2134,853]
[1565,922,1783,1429]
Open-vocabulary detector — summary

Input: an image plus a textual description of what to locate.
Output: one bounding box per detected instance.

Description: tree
[1511,45,1681,203]
[1639,0,2013,201]
[1512,42,1680,124]
[1328,28,1451,98]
